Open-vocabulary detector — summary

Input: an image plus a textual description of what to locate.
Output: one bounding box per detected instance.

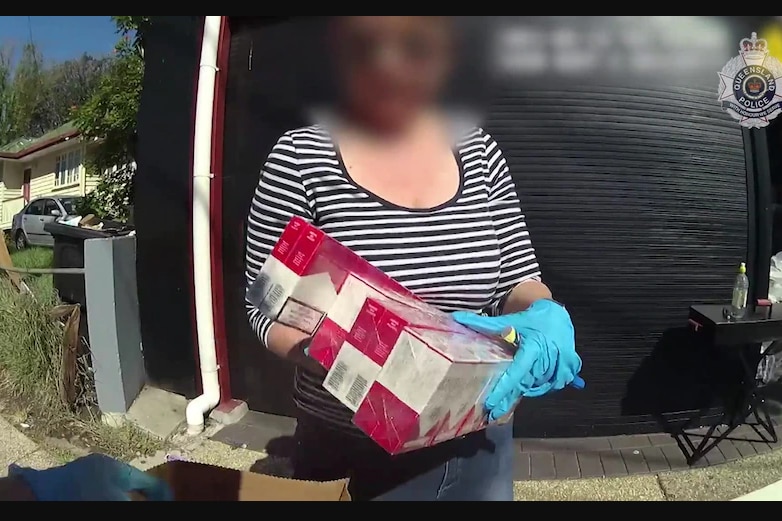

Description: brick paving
[212,412,782,481]
[515,423,782,480]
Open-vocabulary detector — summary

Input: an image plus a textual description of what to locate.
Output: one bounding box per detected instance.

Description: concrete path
[513,446,782,500]
[0,415,59,477]
[734,479,782,501]
[2,411,782,501]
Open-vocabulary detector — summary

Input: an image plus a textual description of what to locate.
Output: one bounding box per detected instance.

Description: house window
[55,149,82,186]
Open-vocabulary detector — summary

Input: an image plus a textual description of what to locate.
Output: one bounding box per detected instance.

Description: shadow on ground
[250,435,295,477]
[623,327,779,457]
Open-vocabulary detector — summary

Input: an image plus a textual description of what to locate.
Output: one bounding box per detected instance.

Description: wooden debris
[49,304,82,409]
[0,234,30,294]
[79,214,99,227]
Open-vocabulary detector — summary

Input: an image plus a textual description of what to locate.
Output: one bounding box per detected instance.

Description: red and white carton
[308,274,452,372]
[253,218,519,454]
[246,217,417,335]
[351,325,515,455]
[309,274,517,453]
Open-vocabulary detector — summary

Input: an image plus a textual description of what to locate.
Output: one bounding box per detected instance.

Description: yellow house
[0,122,99,231]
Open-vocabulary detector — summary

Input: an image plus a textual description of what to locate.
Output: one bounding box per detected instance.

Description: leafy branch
[73,16,150,220]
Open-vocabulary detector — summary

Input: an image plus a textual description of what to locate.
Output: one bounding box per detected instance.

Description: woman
[245,16,582,501]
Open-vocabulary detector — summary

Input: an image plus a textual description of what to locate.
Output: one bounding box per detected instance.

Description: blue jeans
[291,412,514,501]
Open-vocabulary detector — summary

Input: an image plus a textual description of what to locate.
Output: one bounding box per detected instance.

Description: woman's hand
[9,453,173,501]
[452,299,583,421]
[267,323,326,375]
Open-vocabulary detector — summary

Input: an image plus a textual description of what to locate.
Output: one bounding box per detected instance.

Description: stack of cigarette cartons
[248,217,517,454]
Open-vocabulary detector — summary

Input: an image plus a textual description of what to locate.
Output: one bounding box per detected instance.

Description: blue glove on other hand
[9,453,173,501]
[452,299,583,421]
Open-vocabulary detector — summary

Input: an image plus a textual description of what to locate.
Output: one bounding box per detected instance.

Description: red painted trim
[0,130,80,160]
[209,16,233,403]
[188,18,207,395]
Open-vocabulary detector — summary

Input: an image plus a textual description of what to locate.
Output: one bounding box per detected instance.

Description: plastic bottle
[730,262,750,320]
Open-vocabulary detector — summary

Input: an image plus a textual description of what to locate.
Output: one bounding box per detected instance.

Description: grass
[8,246,54,298]
[0,245,163,461]
[0,248,60,402]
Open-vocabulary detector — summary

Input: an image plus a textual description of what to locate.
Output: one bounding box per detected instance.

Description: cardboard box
[247,216,417,335]
[140,461,350,501]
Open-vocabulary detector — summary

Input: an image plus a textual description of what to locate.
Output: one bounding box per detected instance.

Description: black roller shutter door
[489,85,748,436]
[221,16,760,436]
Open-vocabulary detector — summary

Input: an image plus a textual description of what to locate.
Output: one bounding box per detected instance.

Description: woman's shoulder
[278,124,333,145]
[452,124,504,155]
[269,125,335,165]
[439,110,497,147]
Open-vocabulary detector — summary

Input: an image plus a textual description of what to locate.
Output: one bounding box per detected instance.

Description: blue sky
[0,16,118,63]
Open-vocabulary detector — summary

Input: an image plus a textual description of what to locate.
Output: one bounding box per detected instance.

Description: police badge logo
[718,32,782,129]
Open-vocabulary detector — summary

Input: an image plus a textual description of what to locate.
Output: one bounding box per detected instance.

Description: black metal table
[686,303,782,465]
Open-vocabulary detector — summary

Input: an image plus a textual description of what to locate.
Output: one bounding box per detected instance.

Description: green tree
[113,16,150,53]
[41,54,112,131]
[9,43,45,138]
[0,44,109,146]
[73,16,150,220]
[0,46,15,144]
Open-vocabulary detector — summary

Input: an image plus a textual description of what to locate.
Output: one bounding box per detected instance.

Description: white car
[10,196,81,249]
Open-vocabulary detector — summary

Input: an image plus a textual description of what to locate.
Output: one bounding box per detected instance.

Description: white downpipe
[185,15,223,435]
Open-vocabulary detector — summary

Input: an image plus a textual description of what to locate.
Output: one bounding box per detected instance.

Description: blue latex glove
[9,453,173,501]
[452,299,583,421]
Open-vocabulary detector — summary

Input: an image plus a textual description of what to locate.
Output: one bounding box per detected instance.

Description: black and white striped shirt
[245,124,541,433]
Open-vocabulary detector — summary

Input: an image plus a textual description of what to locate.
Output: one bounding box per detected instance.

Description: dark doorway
[22,168,31,203]
[135,16,203,398]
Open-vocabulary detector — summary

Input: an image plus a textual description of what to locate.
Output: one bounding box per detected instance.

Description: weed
[76,417,163,461]
[9,247,54,297]
[0,249,164,461]
[0,283,62,407]
[3,230,13,253]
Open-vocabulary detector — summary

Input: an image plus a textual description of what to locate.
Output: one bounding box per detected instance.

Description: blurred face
[331,16,454,133]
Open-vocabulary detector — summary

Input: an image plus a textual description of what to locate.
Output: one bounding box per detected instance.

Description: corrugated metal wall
[219,16,764,436]
[487,86,748,436]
